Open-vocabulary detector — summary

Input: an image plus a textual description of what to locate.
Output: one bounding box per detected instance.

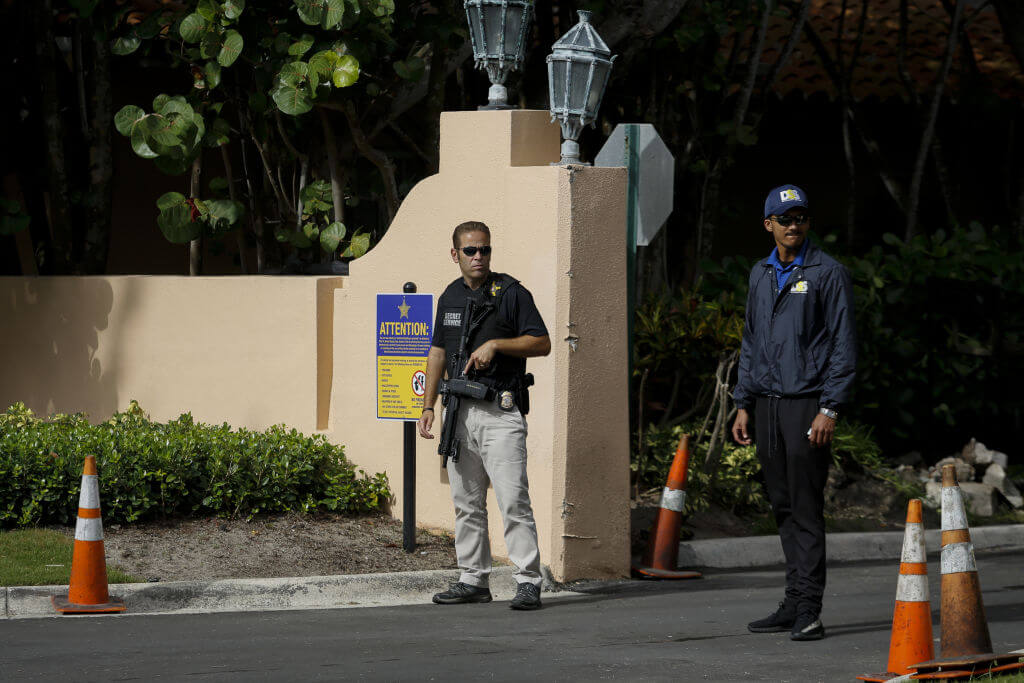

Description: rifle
[438,299,491,467]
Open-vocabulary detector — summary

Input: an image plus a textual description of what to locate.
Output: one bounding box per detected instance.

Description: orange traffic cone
[901,465,1024,680]
[857,499,934,682]
[632,434,702,580]
[52,456,126,614]
[937,463,991,658]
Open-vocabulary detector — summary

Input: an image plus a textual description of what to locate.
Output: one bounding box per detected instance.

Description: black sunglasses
[772,214,810,227]
[460,246,492,257]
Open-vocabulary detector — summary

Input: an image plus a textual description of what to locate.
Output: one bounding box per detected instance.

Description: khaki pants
[446,398,542,588]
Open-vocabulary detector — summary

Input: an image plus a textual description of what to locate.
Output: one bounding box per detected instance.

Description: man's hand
[732,409,752,445]
[464,340,497,374]
[808,412,835,448]
[417,409,435,439]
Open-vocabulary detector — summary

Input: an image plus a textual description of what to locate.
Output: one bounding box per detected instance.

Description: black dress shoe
[747,600,797,633]
[432,582,493,605]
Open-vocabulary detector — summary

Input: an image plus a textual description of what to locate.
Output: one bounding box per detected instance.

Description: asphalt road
[2,553,1022,682]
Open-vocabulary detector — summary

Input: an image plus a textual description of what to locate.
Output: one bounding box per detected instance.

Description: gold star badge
[398,297,411,319]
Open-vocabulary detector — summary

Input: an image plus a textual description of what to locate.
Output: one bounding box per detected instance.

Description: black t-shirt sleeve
[503,284,548,337]
[430,292,446,347]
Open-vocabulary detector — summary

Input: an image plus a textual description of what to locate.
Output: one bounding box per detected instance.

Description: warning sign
[376,293,433,421]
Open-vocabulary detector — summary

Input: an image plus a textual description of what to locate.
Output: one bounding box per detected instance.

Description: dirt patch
[63,512,459,583]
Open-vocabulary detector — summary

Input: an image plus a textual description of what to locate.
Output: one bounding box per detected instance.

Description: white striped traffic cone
[857,499,934,682]
[51,456,126,614]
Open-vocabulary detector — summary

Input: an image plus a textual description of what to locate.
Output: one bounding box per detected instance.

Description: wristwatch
[819,407,838,420]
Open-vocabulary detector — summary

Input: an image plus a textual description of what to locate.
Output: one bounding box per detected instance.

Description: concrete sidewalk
[4,525,1022,619]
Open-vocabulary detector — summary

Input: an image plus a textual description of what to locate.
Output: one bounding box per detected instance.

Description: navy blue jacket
[733,241,856,410]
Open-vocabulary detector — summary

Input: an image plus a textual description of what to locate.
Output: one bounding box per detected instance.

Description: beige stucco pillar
[330,110,629,581]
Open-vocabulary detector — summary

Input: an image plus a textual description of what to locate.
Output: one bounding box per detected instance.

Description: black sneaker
[509,582,542,611]
[747,601,797,633]
[790,610,825,641]
[432,582,493,605]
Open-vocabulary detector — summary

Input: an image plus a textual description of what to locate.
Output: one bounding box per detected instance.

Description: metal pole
[402,281,417,553]
[625,125,640,381]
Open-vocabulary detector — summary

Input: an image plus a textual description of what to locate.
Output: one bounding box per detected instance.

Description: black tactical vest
[438,272,526,389]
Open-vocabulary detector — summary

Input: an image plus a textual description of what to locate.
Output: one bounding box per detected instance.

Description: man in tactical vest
[417,220,551,610]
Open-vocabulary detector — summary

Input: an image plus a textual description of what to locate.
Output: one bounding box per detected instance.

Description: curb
[5,525,1021,619]
[677,524,1024,569]
[2,566,536,620]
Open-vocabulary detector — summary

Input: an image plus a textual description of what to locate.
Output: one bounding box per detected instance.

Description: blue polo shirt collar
[768,239,809,290]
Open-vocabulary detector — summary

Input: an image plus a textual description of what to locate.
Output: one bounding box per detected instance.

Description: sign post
[376,285,433,553]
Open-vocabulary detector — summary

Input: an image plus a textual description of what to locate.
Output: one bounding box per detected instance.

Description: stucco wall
[0,110,629,581]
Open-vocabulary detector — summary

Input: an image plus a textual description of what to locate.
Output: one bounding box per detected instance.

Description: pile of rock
[907,439,1022,517]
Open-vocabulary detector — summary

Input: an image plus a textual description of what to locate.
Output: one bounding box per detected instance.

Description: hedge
[0,402,390,529]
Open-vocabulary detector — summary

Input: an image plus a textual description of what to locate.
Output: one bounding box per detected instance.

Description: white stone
[958,482,1006,517]
[924,481,942,508]
[983,463,1007,488]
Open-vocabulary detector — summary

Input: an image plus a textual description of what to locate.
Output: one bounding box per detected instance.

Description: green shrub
[636,418,900,517]
[634,422,768,517]
[0,402,390,529]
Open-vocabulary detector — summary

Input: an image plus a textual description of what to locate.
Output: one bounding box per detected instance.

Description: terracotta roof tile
[759,0,1024,101]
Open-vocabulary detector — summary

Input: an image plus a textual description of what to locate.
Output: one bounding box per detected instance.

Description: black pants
[754,396,830,613]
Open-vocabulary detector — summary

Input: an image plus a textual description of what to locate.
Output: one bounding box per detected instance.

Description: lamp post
[464,0,535,110]
[546,10,616,165]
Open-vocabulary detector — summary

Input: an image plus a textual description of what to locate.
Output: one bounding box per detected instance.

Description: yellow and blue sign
[376,293,433,421]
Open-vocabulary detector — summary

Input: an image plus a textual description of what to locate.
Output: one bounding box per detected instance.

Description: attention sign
[376,293,433,421]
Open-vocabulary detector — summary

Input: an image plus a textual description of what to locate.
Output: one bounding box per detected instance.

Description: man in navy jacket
[731,184,856,641]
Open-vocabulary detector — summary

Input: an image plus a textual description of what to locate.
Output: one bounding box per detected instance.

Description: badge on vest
[790,280,809,294]
[490,281,502,297]
[499,390,516,411]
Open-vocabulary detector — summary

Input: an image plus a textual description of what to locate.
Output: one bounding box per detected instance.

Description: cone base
[51,594,126,614]
[912,652,1022,670]
[631,564,702,580]
[909,670,974,680]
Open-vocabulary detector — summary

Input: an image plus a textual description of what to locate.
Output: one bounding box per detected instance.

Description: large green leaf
[332,54,359,87]
[300,180,333,213]
[218,30,243,67]
[295,0,327,25]
[156,193,201,243]
[130,118,159,159]
[204,199,245,231]
[277,61,309,86]
[308,50,339,80]
[393,57,424,82]
[342,231,370,258]
[372,0,394,17]
[112,34,140,55]
[179,13,207,43]
[321,0,345,29]
[204,61,221,89]
[222,0,245,20]
[196,0,220,21]
[153,94,171,111]
[200,33,221,60]
[289,34,315,56]
[115,105,145,136]
[157,191,187,211]
[272,83,313,116]
[320,221,346,253]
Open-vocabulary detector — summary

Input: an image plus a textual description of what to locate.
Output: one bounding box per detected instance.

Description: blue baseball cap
[764,184,809,218]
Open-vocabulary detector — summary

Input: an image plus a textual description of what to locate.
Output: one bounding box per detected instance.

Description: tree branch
[343,101,399,223]
[905,0,963,240]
